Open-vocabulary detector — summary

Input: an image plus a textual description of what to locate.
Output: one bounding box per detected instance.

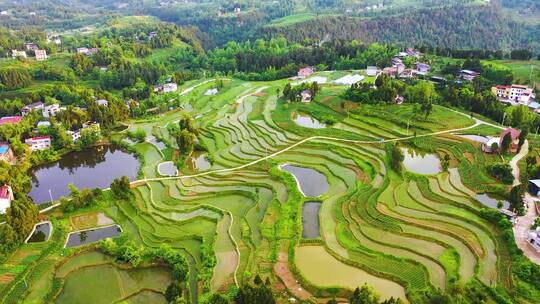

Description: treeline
[146,0,294,47]
[260,5,539,53]
[194,39,395,80]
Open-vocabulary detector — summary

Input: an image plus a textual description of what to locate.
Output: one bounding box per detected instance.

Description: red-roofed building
[0,184,13,214]
[298,67,314,78]
[499,128,521,153]
[25,136,51,151]
[0,116,23,126]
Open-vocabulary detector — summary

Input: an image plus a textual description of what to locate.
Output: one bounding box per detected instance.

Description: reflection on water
[188,152,211,171]
[65,225,122,248]
[401,147,441,175]
[302,201,322,238]
[281,165,329,197]
[476,193,510,209]
[293,112,326,129]
[27,222,52,243]
[29,145,139,204]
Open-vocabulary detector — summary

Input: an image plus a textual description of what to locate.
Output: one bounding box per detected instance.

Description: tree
[500,132,512,154]
[350,285,380,304]
[110,176,131,199]
[4,196,38,243]
[509,185,525,215]
[80,124,102,147]
[234,284,275,304]
[386,144,404,174]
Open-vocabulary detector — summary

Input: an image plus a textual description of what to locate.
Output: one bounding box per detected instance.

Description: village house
[0,116,23,126]
[96,99,109,106]
[527,227,540,253]
[491,84,536,105]
[21,101,44,116]
[416,63,431,75]
[76,47,99,56]
[397,48,420,59]
[529,179,540,197]
[459,70,479,81]
[35,49,47,61]
[0,143,15,164]
[67,130,81,142]
[395,95,405,105]
[149,31,158,39]
[0,184,14,214]
[47,33,61,45]
[37,121,51,128]
[25,42,39,51]
[392,57,403,66]
[301,90,312,103]
[399,69,415,79]
[42,103,60,117]
[154,83,178,94]
[366,66,377,76]
[481,128,521,154]
[298,67,315,78]
[12,50,27,59]
[25,136,51,151]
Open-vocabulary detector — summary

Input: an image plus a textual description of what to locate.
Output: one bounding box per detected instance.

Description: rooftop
[0,116,23,125]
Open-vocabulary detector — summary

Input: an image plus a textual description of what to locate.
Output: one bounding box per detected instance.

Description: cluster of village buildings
[11,42,48,61]
[0,100,105,212]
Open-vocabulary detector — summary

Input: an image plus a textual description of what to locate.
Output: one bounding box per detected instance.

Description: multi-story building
[35,49,47,61]
[0,184,14,214]
[21,102,45,116]
[42,103,60,117]
[25,136,51,151]
[491,84,536,105]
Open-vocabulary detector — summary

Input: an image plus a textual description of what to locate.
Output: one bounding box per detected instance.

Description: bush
[486,163,513,184]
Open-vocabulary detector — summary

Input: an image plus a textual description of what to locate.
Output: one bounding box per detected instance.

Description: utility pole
[48,189,53,204]
[501,112,506,127]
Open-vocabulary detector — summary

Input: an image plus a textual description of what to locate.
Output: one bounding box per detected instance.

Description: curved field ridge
[110,77,510,302]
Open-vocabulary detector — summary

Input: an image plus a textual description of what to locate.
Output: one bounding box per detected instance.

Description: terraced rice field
[115,76,510,302]
[54,251,171,304]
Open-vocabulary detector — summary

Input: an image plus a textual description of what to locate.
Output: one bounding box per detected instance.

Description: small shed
[529,179,540,197]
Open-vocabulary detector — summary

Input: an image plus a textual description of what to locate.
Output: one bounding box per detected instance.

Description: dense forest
[262,5,540,52]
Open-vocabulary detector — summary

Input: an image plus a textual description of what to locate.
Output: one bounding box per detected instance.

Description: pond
[302,202,322,238]
[27,222,52,243]
[158,161,178,176]
[281,165,329,197]
[65,225,122,248]
[476,193,510,209]
[187,152,211,171]
[292,112,326,129]
[454,134,488,143]
[148,137,167,150]
[401,147,442,175]
[29,145,139,204]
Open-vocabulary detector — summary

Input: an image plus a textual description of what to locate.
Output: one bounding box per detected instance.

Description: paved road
[513,193,540,265]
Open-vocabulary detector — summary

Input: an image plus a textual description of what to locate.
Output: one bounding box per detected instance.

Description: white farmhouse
[25,136,51,151]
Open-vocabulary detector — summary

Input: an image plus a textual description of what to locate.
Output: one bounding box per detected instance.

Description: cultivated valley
[0,1,539,304]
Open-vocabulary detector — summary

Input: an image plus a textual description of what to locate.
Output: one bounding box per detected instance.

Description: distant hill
[261,5,540,53]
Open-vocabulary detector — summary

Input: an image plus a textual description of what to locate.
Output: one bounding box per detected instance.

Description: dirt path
[273,252,312,301]
[510,140,529,186]
[513,193,540,265]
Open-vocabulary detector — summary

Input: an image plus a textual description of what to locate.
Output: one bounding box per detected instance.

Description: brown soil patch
[253,92,266,97]
[349,165,369,183]
[464,152,474,162]
[273,252,312,301]
[0,273,15,284]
